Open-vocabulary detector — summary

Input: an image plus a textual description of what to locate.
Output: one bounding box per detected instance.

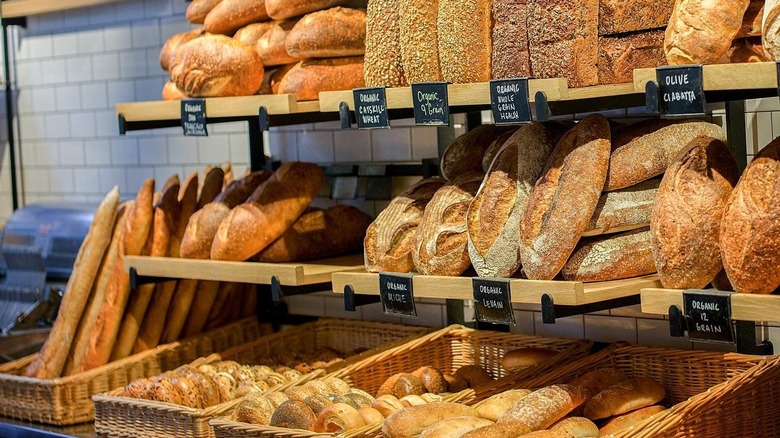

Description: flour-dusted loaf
[286,7,366,59]
[467,123,553,278]
[278,57,365,101]
[527,0,598,87]
[606,120,726,191]
[162,81,188,100]
[257,20,301,67]
[233,22,274,47]
[160,28,206,72]
[364,178,445,273]
[665,0,750,65]
[171,35,263,97]
[598,30,666,85]
[187,0,223,24]
[498,385,586,431]
[520,115,611,280]
[598,0,675,35]
[438,0,491,83]
[562,228,656,282]
[413,172,484,276]
[441,125,514,181]
[365,0,406,87]
[584,377,665,420]
[266,0,367,20]
[584,178,659,237]
[721,136,780,294]
[492,0,531,79]
[651,137,739,289]
[204,0,270,35]
[399,0,442,82]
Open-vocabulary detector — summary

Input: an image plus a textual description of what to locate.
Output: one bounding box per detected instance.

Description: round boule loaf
[160,28,206,72]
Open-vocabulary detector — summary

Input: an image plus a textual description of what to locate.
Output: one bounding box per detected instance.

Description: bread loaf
[211,162,324,261]
[562,228,656,282]
[584,178,659,237]
[198,166,226,209]
[364,177,445,273]
[584,377,665,420]
[171,171,199,259]
[438,0,491,83]
[527,0,598,87]
[729,37,771,62]
[721,137,780,294]
[598,30,665,85]
[665,0,750,65]
[520,115,611,280]
[550,417,598,437]
[278,57,365,101]
[492,0,531,79]
[481,128,517,172]
[476,390,532,422]
[364,0,406,87]
[606,120,726,191]
[286,7,366,59]
[764,0,780,60]
[268,64,295,94]
[501,348,558,372]
[413,172,483,276]
[419,417,494,438]
[187,0,223,24]
[24,187,119,379]
[598,0,674,35]
[266,0,368,20]
[253,205,373,262]
[160,28,206,72]
[651,137,739,289]
[171,35,263,97]
[738,1,764,38]
[233,22,274,47]
[441,125,514,181]
[399,0,442,82]
[570,368,629,401]
[181,281,221,337]
[498,385,585,431]
[162,81,188,100]
[599,405,667,436]
[467,123,553,278]
[204,0,270,35]
[382,402,479,438]
[257,20,300,67]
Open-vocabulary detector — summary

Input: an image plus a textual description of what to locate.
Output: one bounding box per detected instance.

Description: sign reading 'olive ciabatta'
[656,65,705,116]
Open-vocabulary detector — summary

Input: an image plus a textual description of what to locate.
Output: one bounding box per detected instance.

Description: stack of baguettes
[364,116,737,285]
[160,0,368,100]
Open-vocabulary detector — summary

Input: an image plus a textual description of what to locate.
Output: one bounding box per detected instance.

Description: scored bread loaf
[570,368,630,401]
[162,81,188,100]
[520,115,611,280]
[651,137,739,289]
[583,178,659,237]
[498,385,586,431]
[285,7,366,58]
[160,28,206,72]
[257,20,300,67]
[204,0,270,35]
[171,35,263,97]
[441,125,514,181]
[562,228,656,282]
[278,57,365,101]
[721,136,780,294]
[606,120,726,191]
[253,205,373,262]
[438,0,491,83]
[664,0,750,65]
[364,177,445,273]
[399,0,442,82]
[598,30,666,85]
[598,0,675,35]
[583,377,665,420]
[475,390,532,422]
[266,0,367,20]
[492,0,531,79]
[233,22,274,47]
[382,403,479,438]
[467,122,553,278]
[364,0,407,87]
[413,172,484,276]
[211,162,325,261]
[187,0,222,24]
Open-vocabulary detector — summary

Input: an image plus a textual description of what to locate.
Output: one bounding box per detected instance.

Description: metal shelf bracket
[541,294,641,324]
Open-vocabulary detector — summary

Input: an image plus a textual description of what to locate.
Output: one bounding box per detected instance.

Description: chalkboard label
[353,87,390,129]
[412,82,449,126]
[379,273,417,317]
[683,289,734,343]
[490,78,532,125]
[472,278,515,325]
[656,65,706,116]
[181,98,208,136]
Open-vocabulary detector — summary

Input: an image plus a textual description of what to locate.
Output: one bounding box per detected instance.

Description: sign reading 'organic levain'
[181,98,208,136]
[656,65,705,116]
[353,87,389,129]
[683,289,734,343]
[379,273,417,317]
[490,78,532,124]
[472,278,515,325]
[412,82,449,126]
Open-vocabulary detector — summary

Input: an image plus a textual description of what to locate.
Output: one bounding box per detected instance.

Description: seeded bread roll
[365,0,406,87]
[204,0,270,35]
[665,0,750,65]
[492,0,531,79]
[562,228,656,282]
[583,179,659,237]
[266,0,368,20]
[187,0,223,24]
[160,28,206,72]
[398,0,442,82]
[271,400,318,430]
[438,0,491,83]
[286,7,366,59]
[233,22,274,47]
[278,57,365,101]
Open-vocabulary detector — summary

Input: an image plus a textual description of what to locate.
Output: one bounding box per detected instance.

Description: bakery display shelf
[332,271,661,323]
[1,0,126,18]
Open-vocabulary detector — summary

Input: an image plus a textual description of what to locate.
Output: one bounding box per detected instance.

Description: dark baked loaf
[441,125,515,181]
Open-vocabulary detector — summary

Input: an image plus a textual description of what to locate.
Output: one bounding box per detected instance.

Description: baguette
[204,0,270,35]
[364,0,407,87]
[438,0,491,83]
[382,402,479,438]
[205,282,238,330]
[198,167,226,209]
[161,279,199,343]
[583,377,665,420]
[498,385,586,431]
[211,162,325,261]
[583,178,659,237]
[24,187,120,378]
[181,281,221,337]
[171,171,199,258]
[599,405,667,436]
[187,0,223,24]
[399,0,442,82]
[285,7,366,59]
[520,115,611,280]
[257,20,300,67]
[562,228,656,282]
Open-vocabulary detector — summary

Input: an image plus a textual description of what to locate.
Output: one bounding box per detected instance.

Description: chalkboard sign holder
[652,65,707,117]
[258,106,269,131]
[471,278,515,325]
[378,273,417,318]
[353,87,390,129]
[412,82,450,126]
[181,98,208,136]
[489,78,532,125]
[682,289,735,344]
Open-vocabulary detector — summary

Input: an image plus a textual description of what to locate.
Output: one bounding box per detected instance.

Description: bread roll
[419,416,494,438]
[598,30,666,85]
[584,377,665,420]
[234,393,274,424]
[266,0,368,20]
[520,115,611,280]
[364,177,445,272]
[412,366,447,394]
[373,394,404,417]
[382,402,479,438]
[462,421,532,438]
[271,400,317,430]
[399,0,442,82]
[171,35,263,97]
[583,179,659,237]
[501,348,558,372]
[441,125,513,181]
[187,0,222,24]
[562,228,656,282]
[454,365,492,388]
[438,0,491,83]
[313,403,366,433]
[721,137,780,293]
[278,57,365,101]
[357,407,384,426]
[286,7,366,58]
[257,20,300,67]
[550,417,598,437]
[492,0,531,79]
[664,0,750,65]
[204,0,270,35]
[570,368,629,401]
[467,122,553,278]
[606,120,726,191]
[599,405,667,436]
[160,28,206,72]
[233,22,274,46]
[498,385,586,431]
[364,0,407,87]
[476,389,532,422]
[399,394,427,406]
[211,162,324,261]
[651,137,739,289]
[162,81,188,100]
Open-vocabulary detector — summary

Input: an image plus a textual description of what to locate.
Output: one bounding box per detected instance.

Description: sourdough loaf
[204,0,270,35]
[764,0,780,59]
[665,0,750,65]
[598,0,675,35]
[441,125,514,181]
[730,37,771,62]
[278,57,365,101]
[721,136,780,294]
[160,28,206,72]
[467,123,553,278]
[365,0,406,87]
[233,22,274,47]
[492,0,531,79]
[171,35,263,97]
[520,115,611,280]
[257,20,300,67]
[481,128,517,172]
[562,228,656,282]
[364,178,445,273]
[438,0,491,83]
[269,63,296,94]
[651,137,739,289]
[266,0,368,20]
[584,178,659,237]
[399,0,442,82]
[286,7,366,59]
[738,1,764,38]
[413,172,484,276]
[598,30,666,85]
[187,0,222,24]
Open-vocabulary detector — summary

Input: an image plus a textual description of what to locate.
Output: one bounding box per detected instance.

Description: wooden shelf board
[332,271,659,306]
[633,62,778,93]
[641,288,780,323]
[124,254,364,286]
[116,94,300,122]
[2,0,128,18]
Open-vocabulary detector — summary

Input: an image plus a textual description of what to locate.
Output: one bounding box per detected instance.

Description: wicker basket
[210,324,594,438]
[0,317,266,426]
[93,319,431,438]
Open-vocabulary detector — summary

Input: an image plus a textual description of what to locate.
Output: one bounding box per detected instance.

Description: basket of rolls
[209,324,594,438]
[94,319,430,438]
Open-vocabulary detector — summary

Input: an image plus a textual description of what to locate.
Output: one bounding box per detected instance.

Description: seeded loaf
[233,22,274,47]
[399,0,442,82]
[498,385,586,431]
[266,0,368,20]
[583,178,659,237]
[278,57,365,101]
[665,0,750,65]
[441,125,515,181]
[365,0,406,87]
[438,0,492,83]
[467,123,553,278]
[492,0,531,79]
[598,30,666,85]
[257,20,301,67]
[598,0,675,35]
[204,0,270,35]
[562,228,656,282]
[286,7,366,59]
